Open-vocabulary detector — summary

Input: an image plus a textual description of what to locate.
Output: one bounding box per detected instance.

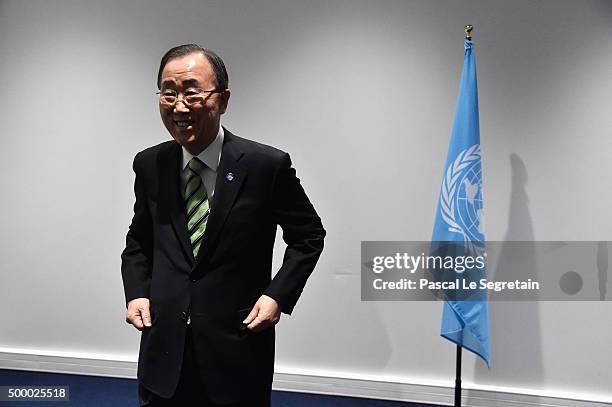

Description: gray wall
[0,0,611,401]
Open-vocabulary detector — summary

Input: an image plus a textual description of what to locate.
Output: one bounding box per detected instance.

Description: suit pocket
[143,305,158,328]
[236,307,252,336]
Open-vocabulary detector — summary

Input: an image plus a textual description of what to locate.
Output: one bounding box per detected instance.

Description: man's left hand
[243,295,281,332]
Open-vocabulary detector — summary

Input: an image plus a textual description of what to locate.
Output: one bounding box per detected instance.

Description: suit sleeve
[121,152,153,306]
[263,153,325,315]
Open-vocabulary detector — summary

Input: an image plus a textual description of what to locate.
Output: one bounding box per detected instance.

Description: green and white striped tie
[184,158,209,258]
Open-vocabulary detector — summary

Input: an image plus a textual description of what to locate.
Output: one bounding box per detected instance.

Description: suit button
[191,278,196,282]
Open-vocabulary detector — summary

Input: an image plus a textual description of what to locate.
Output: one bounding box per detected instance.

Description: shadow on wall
[469,153,543,400]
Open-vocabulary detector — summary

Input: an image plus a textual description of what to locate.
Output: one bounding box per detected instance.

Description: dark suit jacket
[121,129,325,403]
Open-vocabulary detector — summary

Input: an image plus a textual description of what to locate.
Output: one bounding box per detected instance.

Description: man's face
[159,52,230,154]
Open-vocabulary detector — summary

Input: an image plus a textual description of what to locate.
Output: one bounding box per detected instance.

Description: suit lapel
[158,142,195,265]
[193,130,247,271]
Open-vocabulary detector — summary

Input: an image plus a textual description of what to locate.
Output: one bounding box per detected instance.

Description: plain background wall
[1,0,611,402]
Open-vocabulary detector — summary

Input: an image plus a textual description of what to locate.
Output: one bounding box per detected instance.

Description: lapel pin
[226,172,235,182]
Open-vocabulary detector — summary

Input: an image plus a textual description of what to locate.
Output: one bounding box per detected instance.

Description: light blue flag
[431,39,491,367]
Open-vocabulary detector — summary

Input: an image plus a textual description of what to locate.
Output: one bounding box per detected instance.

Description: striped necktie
[184,158,209,258]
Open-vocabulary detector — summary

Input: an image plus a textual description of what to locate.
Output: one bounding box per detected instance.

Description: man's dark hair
[157,44,229,90]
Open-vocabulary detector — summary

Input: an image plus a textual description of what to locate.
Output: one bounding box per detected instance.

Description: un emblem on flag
[440,144,484,247]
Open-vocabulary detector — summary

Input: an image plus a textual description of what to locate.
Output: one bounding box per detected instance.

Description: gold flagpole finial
[464,25,473,40]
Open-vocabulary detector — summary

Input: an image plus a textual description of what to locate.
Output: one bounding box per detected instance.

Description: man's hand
[243,295,281,332]
[126,298,151,331]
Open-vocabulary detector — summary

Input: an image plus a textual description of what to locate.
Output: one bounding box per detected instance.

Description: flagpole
[451,25,472,407]
[454,344,462,406]
[464,24,473,40]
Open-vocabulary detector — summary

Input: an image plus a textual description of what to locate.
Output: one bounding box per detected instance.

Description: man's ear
[219,88,231,114]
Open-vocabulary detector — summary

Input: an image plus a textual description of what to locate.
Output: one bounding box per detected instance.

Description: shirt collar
[181,125,224,172]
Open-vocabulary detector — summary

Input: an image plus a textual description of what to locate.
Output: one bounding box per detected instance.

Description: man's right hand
[126,298,151,331]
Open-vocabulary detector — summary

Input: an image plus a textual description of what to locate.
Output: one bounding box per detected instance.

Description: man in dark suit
[121,44,325,406]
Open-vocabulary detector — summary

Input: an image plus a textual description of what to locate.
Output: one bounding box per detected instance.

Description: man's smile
[174,118,193,129]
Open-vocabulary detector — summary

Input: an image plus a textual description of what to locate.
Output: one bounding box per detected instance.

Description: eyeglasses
[156,88,223,107]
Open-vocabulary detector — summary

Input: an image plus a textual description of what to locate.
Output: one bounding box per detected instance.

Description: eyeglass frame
[156,88,224,107]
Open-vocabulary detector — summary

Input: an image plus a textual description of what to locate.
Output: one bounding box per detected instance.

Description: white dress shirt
[180,126,224,210]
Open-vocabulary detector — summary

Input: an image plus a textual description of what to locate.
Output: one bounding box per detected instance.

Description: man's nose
[173,100,190,113]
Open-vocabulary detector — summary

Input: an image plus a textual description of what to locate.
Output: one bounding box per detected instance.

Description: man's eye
[163,92,177,97]
[184,90,199,96]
